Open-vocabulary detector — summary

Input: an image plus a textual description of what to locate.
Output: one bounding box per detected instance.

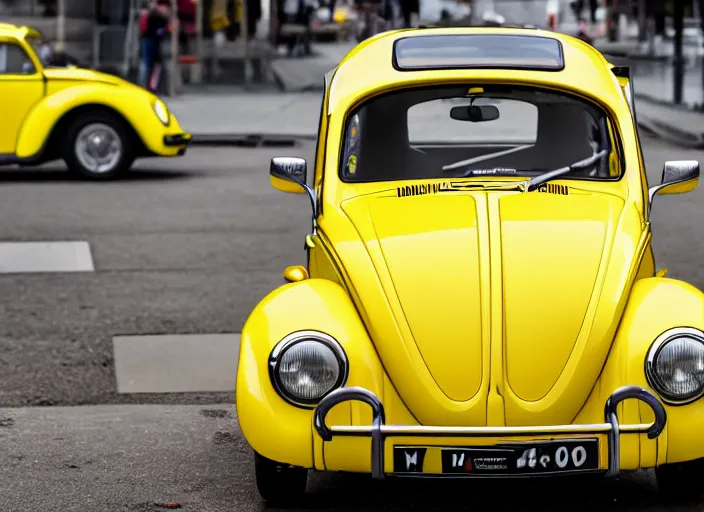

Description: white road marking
[0,241,94,274]
[113,333,241,393]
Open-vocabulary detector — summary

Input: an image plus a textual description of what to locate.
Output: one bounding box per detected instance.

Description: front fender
[16,84,185,159]
[599,277,704,468]
[235,278,384,468]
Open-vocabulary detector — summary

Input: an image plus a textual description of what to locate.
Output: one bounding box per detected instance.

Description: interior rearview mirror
[270,157,307,194]
[648,160,699,209]
[450,104,500,122]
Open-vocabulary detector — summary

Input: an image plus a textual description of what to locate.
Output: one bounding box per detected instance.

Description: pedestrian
[647,0,666,57]
[569,0,599,40]
[399,0,419,28]
[138,0,172,93]
[279,0,314,56]
[38,0,56,16]
[246,0,263,39]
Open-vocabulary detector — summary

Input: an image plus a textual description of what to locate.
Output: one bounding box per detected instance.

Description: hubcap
[75,123,123,174]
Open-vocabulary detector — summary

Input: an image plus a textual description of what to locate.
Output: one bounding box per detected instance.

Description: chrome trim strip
[313,385,666,480]
[645,327,704,405]
[326,422,654,436]
[268,330,349,409]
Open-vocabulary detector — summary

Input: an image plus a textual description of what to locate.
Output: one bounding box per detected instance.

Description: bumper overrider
[313,385,667,479]
[163,133,193,147]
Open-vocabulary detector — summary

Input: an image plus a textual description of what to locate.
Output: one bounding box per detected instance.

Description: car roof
[0,23,42,40]
[327,27,624,115]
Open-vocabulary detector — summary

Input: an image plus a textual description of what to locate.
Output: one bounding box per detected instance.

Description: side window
[341,111,360,179]
[0,42,36,75]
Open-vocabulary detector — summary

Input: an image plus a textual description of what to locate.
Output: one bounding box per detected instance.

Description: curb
[637,115,704,149]
[190,133,317,147]
[633,95,704,149]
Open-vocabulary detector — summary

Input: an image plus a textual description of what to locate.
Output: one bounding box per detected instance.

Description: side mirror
[648,160,699,209]
[269,156,319,235]
[270,157,308,194]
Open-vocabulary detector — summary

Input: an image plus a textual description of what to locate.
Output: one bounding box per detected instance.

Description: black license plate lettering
[439,439,599,475]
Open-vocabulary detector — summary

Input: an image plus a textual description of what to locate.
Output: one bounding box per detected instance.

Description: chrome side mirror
[648,160,699,213]
[270,157,307,193]
[269,157,318,234]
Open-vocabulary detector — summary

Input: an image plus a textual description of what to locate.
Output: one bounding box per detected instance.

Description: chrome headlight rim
[152,98,170,126]
[268,330,349,409]
[645,326,704,406]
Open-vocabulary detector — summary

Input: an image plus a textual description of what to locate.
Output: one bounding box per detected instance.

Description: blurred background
[1,1,704,511]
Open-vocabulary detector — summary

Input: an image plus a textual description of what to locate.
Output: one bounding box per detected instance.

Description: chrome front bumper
[313,385,667,479]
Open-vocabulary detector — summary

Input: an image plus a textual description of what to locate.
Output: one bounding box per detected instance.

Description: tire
[655,458,704,501]
[254,451,308,504]
[62,111,135,180]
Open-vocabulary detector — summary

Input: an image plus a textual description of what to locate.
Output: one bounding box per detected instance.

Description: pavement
[165,36,704,149]
[167,87,704,149]
[1,137,704,509]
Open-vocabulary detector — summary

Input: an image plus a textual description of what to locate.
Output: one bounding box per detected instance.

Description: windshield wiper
[525,149,609,191]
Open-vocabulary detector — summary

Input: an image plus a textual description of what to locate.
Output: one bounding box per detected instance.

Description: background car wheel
[656,458,704,501]
[254,451,308,504]
[62,112,135,180]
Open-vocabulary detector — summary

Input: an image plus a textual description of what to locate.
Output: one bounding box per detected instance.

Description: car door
[0,37,45,156]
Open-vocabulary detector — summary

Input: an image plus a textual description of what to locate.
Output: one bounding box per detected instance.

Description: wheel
[656,458,704,501]
[254,451,308,504]
[62,112,135,180]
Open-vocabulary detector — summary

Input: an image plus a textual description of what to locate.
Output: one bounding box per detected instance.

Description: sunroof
[393,34,565,71]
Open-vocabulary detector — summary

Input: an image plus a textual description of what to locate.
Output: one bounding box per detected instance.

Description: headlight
[269,331,348,407]
[646,327,704,404]
[152,99,170,126]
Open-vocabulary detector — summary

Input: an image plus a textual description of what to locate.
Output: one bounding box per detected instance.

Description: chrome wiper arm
[525,149,609,191]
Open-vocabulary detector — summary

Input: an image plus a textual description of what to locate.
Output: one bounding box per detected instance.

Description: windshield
[339,86,621,183]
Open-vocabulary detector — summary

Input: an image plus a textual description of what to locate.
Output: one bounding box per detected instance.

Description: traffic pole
[242,0,253,89]
[192,0,203,84]
[169,0,180,97]
[55,0,66,52]
[672,0,684,105]
[636,0,647,43]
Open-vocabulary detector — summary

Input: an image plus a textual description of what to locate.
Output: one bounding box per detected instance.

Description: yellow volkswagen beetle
[0,24,191,179]
[236,27,704,503]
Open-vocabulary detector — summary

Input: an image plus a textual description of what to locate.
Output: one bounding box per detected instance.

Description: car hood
[332,185,644,427]
[43,67,130,86]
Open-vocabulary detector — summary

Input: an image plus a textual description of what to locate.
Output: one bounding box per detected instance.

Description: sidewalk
[167,90,704,148]
[166,38,704,149]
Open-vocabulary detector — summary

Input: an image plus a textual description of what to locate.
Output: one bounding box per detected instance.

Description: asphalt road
[1,136,704,511]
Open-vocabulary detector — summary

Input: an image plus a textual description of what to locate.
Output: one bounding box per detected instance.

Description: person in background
[246,0,263,39]
[649,0,666,57]
[138,0,172,92]
[279,0,314,56]
[39,0,56,16]
[399,0,419,28]
[177,0,197,55]
[569,0,599,41]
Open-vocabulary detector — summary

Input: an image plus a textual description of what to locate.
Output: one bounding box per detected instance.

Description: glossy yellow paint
[657,176,699,195]
[270,174,306,194]
[242,27,703,475]
[283,265,309,282]
[0,24,190,161]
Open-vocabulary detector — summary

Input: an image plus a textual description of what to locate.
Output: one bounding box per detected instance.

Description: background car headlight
[646,327,704,404]
[269,331,348,406]
[153,99,170,126]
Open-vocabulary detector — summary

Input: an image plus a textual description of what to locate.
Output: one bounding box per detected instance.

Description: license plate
[393,439,600,476]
